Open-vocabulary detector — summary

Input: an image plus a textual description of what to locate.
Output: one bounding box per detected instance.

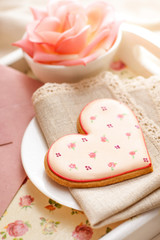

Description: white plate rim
[21,117,81,210]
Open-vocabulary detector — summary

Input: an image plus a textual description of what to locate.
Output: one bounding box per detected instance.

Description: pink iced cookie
[44,99,153,188]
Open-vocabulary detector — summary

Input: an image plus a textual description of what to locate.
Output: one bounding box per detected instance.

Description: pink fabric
[0,65,42,216]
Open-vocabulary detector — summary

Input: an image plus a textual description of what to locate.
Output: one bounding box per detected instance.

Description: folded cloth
[32,71,160,228]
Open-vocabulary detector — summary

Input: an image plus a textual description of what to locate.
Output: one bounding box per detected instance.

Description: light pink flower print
[40,218,60,235]
[135,125,140,129]
[19,195,34,209]
[69,163,78,170]
[101,135,109,142]
[90,116,96,123]
[117,113,126,119]
[88,152,96,159]
[68,142,76,150]
[126,132,131,139]
[143,158,149,162]
[108,162,117,170]
[129,150,137,159]
[6,220,30,237]
[72,224,93,240]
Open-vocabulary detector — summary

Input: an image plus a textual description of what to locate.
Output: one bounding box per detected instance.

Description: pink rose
[72,224,93,240]
[6,220,28,237]
[101,136,106,142]
[90,116,96,121]
[69,163,76,169]
[126,132,131,137]
[19,195,34,207]
[129,150,137,159]
[108,162,116,168]
[117,114,124,119]
[129,151,136,156]
[68,142,76,149]
[101,136,108,142]
[13,0,120,66]
[89,152,96,159]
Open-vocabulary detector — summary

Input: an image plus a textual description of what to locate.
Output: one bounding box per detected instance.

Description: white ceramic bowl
[24,23,160,83]
[24,30,122,83]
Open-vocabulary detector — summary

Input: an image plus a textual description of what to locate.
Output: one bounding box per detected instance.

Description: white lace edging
[32,71,113,104]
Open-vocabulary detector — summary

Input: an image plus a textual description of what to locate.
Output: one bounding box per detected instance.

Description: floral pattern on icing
[114,145,120,149]
[101,135,109,142]
[56,152,61,157]
[82,137,88,142]
[108,162,117,171]
[143,158,149,162]
[101,106,107,111]
[117,113,126,119]
[69,164,78,170]
[126,132,131,139]
[106,123,113,128]
[88,152,96,159]
[68,142,76,150]
[129,151,137,159]
[90,116,96,123]
[48,99,151,183]
[85,166,92,170]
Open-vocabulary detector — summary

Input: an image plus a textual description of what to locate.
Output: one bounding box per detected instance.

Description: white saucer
[21,117,81,210]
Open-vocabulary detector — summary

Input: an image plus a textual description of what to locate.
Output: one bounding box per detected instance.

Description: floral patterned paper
[0,180,121,240]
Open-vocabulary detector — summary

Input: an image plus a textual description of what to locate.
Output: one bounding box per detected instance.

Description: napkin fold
[0,65,42,217]
[32,71,160,228]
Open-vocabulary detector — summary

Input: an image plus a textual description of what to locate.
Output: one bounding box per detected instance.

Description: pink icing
[47,99,152,182]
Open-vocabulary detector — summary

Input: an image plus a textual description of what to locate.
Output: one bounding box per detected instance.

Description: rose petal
[56,12,86,45]
[80,28,109,57]
[13,34,34,57]
[105,20,121,50]
[48,0,86,34]
[37,31,61,45]
[33,43,78,63]
[13,0,121,66]
[98,5,115,31]
[55,25,89,54]
[35,16,60,32]
[87,2,113,33]
[59,49,105,66]
[30,7,47,20]
[27,20,43,43]
[27,17,60,44]
[48,0,85,21]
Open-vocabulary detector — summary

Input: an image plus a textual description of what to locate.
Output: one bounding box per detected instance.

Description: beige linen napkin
[32,71,160,228]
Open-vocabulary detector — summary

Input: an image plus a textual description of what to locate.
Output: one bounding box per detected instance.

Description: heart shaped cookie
[44,99,152,188]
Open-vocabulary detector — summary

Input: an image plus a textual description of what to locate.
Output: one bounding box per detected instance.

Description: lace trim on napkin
[32,71,160,146]
[121,75,160,119]
[32,72,109,104]
[106,74,160,147]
